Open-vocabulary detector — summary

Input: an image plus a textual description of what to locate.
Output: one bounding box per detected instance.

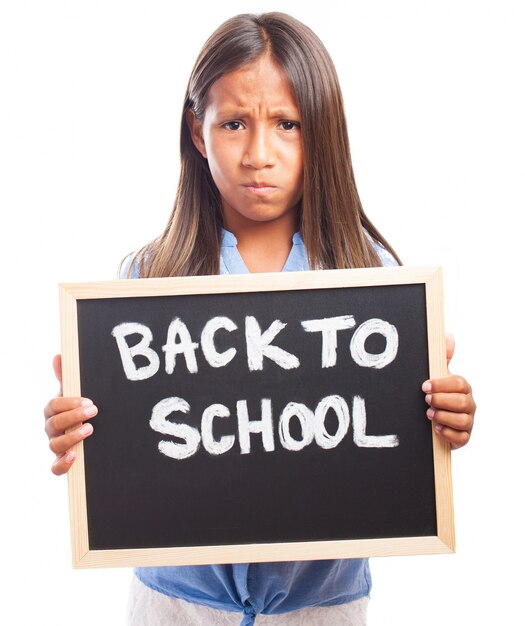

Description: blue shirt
[123,229,397,625]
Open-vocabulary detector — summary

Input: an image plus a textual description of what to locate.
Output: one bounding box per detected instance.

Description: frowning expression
[187,54,304,232]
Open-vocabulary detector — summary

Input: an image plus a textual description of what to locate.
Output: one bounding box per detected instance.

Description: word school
[111,314,400,459]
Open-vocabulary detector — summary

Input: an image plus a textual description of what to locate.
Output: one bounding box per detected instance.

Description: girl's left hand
[422,334,476,449]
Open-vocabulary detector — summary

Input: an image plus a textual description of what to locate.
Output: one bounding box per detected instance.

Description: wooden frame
[60,265,454,568]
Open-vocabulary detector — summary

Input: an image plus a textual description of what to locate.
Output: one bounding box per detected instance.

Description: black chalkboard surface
[60,266,454,568]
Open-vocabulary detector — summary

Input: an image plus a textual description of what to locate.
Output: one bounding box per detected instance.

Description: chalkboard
[59,266,454,568]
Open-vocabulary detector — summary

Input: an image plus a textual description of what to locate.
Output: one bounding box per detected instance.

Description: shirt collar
[219,228,308,274]
[220,229,238,248]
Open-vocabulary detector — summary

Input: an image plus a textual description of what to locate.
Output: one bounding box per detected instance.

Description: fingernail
[425,394,432,405]
[65,452,75,463]
[427,408,435,419]
[83,405,97,418]
[422,381,432,393]
[79,423,93,436]
[435,424,443,432]
[81,399,93,408]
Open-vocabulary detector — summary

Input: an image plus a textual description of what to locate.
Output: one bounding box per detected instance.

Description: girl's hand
[422,334,476,449]
[43,355,98,475]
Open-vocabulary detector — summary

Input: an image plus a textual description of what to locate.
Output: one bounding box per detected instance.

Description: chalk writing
[111,314,400,460]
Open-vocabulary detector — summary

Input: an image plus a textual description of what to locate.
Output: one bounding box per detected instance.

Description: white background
[1,1,523,624]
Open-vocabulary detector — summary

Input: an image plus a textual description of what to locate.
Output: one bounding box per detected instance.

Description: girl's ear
[185,108,207,159]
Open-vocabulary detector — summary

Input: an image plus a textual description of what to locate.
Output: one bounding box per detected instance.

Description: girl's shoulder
[372,241,398,267]
[118,251,143,279]
[365,231,398,267]
[117,234,398,278]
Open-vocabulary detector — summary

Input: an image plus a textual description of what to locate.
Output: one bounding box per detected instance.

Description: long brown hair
[133,12,400,277]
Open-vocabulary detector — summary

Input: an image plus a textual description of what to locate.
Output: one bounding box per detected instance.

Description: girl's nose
[242,127,276,169]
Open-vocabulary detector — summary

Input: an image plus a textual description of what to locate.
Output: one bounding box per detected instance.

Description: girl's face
[187,54,304,233]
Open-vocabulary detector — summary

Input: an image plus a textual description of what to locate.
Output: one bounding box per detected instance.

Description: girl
[44,12,475,625]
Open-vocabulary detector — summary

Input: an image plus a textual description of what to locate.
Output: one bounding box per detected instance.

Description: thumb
[52,354,63,397]
[445,333,455,370]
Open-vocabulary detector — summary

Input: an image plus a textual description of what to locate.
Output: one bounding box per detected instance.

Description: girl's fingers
[44,398,97,436]
[48,422,94,456]
[423,375,476,450]
[427,408,474,433]
[44,396,87,420]
[45,357,96,475]
[423,375,471,395]
[437,340,474,449]
[431,424,471,450]
[51,450,77,476]
[425,391,475,414]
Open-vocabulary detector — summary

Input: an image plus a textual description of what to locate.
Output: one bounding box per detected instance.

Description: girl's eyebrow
[216,107,300,119]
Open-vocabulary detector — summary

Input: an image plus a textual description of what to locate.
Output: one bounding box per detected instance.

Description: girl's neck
[224,215,298,273]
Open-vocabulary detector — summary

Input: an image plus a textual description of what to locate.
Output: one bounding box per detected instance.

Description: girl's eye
[280,121,300,131]
[222,120,300,131]
[222,121,243,131]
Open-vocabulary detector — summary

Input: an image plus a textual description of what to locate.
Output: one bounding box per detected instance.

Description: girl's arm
[43,355,98,475]
[423,334,476,449]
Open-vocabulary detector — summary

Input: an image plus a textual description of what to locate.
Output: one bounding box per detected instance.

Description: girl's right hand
[44,355,98,475]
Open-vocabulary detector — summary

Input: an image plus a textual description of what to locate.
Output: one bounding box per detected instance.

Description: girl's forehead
[206,56,299,114]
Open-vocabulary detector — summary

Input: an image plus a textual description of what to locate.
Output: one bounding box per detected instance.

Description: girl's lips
[242,183,277,194]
